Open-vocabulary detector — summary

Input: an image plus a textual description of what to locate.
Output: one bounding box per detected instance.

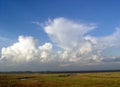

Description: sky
[0,0,120,71]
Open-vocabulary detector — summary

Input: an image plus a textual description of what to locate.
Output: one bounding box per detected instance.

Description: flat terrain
[0,72,120,87]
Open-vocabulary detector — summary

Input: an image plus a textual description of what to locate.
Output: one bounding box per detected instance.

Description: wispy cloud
[0,36,14,50]
[0,37,9,41]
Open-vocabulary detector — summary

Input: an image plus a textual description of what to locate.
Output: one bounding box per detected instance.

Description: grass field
[0,72,120,87]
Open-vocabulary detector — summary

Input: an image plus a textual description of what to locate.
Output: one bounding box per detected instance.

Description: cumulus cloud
[0,17,120,71]
[43,17,120,64]
[44,17,96,50]
[0,36,54,65]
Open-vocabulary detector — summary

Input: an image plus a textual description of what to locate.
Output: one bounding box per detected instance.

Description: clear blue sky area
[1,0,120,39]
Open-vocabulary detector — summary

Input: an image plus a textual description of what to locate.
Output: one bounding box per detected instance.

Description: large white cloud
[44,17,96,50]
[0,36,53,64]
[0,17,120,71]
[43,17,120,64]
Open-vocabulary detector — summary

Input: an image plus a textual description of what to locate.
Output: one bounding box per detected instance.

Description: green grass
[0,72,120,87]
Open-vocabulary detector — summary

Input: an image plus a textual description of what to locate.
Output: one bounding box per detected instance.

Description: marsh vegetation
[0,72,120,87]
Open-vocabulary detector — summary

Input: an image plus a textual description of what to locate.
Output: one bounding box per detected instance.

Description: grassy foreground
[0,72,120,87]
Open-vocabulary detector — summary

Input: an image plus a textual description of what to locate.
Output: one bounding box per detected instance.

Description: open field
[0,72,120,87]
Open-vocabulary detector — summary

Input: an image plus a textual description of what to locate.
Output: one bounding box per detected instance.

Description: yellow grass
[0,72,120,87]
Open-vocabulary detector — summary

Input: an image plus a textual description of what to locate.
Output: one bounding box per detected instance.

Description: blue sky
[1,0,120,71]
[1,0,120,38]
